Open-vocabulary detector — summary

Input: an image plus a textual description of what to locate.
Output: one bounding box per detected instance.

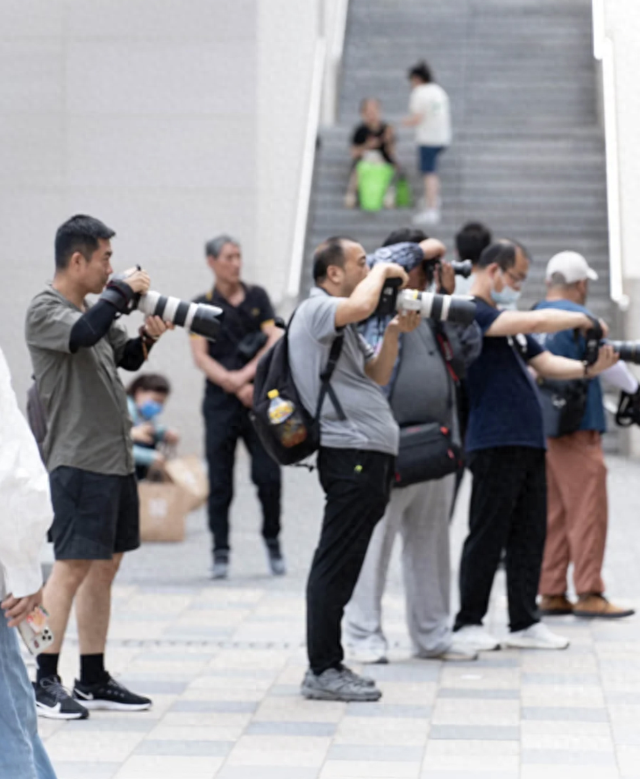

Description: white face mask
[490,271,521,307]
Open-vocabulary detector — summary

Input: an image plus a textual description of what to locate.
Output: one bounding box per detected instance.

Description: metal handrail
[593,0,629,310]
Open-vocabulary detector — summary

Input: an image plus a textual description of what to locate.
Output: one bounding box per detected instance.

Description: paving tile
[114,755,224,779]
[320,760,421,778]
[365,664,441,682]
[63,718,157,732]
[216,768,319,779]
[429,725,520,741]
[245,721,337,736]
[117,679,189,695]
[521,673,601,685]
[134,740,233,756]
[431,699,520,726]
[344,703,432,718]
[521,748,617,765]
[420,773,519,779]
[520,767,621,779]
[437,688,520,699]
[522,706,609,722]
[50,763,120,779]
[327,745,424,762]
[170,700,258,713]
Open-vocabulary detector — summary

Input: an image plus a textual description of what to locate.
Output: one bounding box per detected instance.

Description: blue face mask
[491,273,521,307]
[139,400,163,420]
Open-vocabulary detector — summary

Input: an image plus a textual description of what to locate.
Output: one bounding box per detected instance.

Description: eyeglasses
[504,269,527,289]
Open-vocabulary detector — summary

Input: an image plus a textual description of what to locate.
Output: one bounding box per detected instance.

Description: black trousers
[454,446,547,633]
[204,392,281,553]
[307,447,395,675]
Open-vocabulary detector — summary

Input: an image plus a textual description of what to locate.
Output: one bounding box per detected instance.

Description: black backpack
[251,308,345,466]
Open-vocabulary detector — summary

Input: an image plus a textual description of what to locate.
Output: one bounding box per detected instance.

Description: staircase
[302,0,610,320]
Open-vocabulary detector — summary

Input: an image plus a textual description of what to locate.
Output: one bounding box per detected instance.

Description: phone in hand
[17,606,54,655]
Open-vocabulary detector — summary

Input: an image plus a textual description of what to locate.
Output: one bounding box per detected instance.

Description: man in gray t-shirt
[289,236,421,703]
[25,215,172,721]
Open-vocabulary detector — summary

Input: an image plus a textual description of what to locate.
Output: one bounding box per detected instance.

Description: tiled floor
[34,454,640,778]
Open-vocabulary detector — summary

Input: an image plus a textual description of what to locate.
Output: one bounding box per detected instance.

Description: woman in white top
[403,61,452,225]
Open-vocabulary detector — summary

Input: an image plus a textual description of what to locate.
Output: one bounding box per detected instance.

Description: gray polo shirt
[288,287,399,455]
[389,322,459,444]
[25,287,135,475]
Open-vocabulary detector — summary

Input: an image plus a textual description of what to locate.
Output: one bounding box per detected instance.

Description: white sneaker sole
[502,638,569,650]
[76,699,152,711]
[35,702,87,720]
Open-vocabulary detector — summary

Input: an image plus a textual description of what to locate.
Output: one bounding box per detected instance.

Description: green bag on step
[356,161,395,212]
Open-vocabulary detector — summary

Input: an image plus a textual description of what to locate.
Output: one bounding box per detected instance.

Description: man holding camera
[289,237,423,702]
[26,214,172,719]
[191,235,283,580]
[0,348,57,778]
[344,228,481,664]
[453,240,618,653]
[536,251,635,618]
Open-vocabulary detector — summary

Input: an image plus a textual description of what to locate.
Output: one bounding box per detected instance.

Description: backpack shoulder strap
[315,330,346,421]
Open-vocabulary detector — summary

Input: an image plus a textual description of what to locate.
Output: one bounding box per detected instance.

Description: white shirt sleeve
[600,361,639,394]
[0,349,53,598]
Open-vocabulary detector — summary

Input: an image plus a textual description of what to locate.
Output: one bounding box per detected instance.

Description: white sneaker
[503,622,569,650]
[453,625,501,652]
[346,645,388,665]
[412,208,440,226]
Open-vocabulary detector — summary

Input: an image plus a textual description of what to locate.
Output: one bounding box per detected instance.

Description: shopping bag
[395,176,413,208]
[138,478,191,542]
[356,161,395,212]
[164,455,209,511]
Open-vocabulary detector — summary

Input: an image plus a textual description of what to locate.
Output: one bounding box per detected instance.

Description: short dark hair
[455,222,492,264]
[382,227,427,247]
[408,61,432,83]
[477,239,530,271]
[312,236,354,282]
[205,234,240,259]
[55,214,115,270]
[126,373,171,397]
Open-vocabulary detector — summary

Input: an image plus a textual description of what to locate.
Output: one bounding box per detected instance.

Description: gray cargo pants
[344,475,455,658]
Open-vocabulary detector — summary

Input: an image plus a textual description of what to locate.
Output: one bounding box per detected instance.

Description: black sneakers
[73,674,152,711]
[34,676,89,720]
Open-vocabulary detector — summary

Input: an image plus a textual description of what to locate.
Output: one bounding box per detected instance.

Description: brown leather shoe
[539,594,574,615]
[573,594,635,619]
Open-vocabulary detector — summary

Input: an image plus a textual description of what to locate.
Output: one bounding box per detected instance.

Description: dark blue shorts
[48,466,140,560]
[418,145,445,174]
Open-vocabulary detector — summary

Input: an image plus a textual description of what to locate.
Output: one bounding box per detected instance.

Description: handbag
[395,421,461,488]
[537,378,588,438]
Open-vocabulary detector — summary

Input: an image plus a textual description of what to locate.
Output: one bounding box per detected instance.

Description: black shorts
[48,466,140,560]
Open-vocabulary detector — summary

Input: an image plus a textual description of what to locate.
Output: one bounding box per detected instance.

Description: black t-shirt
[193,283,275,394]
[465,298,545,453]
[351,122,394,164]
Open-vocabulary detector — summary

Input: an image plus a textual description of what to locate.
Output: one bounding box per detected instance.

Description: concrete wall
[0,0,321,454]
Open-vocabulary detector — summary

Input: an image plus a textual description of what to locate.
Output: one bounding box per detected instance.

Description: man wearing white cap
[535,251,636,618]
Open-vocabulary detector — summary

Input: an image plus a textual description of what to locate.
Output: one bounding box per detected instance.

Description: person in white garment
[403,60,452,225]
[0,348,57,779]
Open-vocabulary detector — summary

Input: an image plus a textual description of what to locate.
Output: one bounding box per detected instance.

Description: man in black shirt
[191,235,283,579]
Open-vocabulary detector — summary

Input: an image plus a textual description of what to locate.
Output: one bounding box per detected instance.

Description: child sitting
[126,374,179,480]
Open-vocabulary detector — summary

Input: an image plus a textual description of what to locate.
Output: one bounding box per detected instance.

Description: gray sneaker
[340,665,376,688]
[301,668,382,702]
[211,552,229,580]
